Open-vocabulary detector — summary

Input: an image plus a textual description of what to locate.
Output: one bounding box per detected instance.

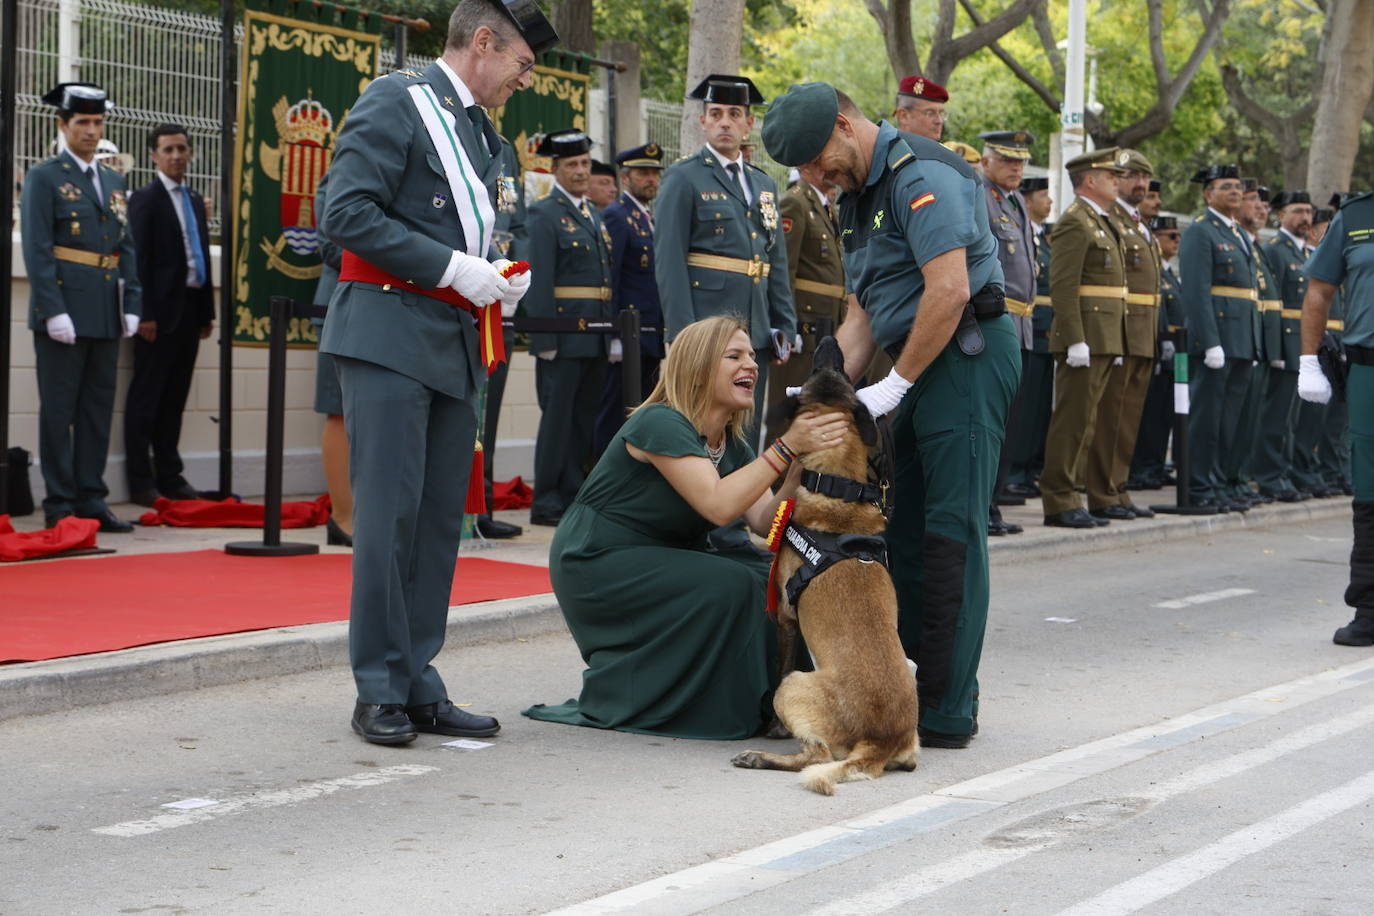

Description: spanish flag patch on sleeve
[909,192,936,212]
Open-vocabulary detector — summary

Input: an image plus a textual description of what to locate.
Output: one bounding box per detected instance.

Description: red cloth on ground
[0,514,100,562]
[492,476,533,510]
[138,495,332,528]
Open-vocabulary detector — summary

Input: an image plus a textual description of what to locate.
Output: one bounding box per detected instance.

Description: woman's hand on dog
[782,411,851,454]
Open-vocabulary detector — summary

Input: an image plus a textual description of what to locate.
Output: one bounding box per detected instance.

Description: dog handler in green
[762,82,1020,748]
[1296,192,1374,647]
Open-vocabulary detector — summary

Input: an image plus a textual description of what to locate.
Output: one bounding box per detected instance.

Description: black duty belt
[781,521,889,607]
[1347,343,1374,367]
[801,469,883,506]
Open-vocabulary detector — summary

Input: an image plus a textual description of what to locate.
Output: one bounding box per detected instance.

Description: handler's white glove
[608,339,623,364]
[492,258,530,317]
[122,313,140,338]
[448,252,510,307]
[1065,341,1090,368]
[785,385,802,397]
[1297,354,1332,404]
[1113,356,1124,366]
[793,333,804,356]
[46,313,76,345]
[855,367,914,418]
[1204,345,1225,370]
[1160,340,1176,362]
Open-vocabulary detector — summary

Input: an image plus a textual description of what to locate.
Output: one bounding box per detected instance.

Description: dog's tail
[798,740,895,796]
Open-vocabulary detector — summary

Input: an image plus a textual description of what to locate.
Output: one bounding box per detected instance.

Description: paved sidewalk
[0,491,1353,723]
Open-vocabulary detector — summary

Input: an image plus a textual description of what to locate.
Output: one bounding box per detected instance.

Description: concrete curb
[0,499,1351,724]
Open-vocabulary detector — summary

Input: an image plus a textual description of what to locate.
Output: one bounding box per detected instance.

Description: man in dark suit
[124,123,214,506]
[594,142,664,457]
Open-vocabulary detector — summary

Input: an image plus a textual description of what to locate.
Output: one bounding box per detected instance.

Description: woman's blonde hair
[635,315,753,442]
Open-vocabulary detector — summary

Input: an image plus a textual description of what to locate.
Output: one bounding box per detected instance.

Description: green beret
[762,82,839,167]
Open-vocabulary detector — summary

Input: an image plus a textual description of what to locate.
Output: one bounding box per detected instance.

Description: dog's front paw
[731,750,768,769]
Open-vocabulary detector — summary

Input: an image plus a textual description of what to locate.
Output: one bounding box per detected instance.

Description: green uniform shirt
[524,186,613,358]
[1306,192,1374,349]
[840,122,1002,352]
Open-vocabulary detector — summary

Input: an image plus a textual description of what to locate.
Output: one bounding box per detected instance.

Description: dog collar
[800,469,884,506]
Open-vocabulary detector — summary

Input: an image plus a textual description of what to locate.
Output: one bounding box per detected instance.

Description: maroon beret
[897,75,948,103]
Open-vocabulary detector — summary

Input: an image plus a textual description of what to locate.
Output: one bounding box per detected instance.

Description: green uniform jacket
[22,152,142,336]
[494,138,527,261]
[524,187,613,359]
[1160,263,1184,340]
[1031,224,1053,353]
[1178,209,1259,358]
[654,146,794,348]
[319,63,500,401]
[779,182,845,339]
[1263,231,1308,369]
[1048,198,1126,356]
[1110,202,1160,358]
[1253,240,1282,363]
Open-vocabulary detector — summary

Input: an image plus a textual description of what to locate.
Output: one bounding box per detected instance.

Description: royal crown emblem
[259,95,336,261]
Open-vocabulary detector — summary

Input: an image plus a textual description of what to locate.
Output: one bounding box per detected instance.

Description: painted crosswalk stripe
[1152,587,1256,609]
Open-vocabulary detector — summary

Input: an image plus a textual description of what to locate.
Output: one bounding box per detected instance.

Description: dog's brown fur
[731,381,918,795]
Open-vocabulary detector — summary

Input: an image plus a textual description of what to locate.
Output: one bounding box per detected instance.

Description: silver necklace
[706,438,725,467]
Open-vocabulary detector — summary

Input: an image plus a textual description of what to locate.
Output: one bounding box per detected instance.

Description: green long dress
[522,404,775,739]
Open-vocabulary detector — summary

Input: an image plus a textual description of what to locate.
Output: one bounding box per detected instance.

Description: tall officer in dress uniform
[978,130,1036,535]
[1008,176,1054,496]
[1291,206,1344,498]
[22,83,142,532]
[1315,194,1354,496]
[655,74,795,439]
[319,0,555,745]
[1039,148,1129,529]
[764,160,846,444]
[1130,213,1184,489]
[475,136,528,539]
[1087,149,1159,521]
[893,75,948,141]
[1296,190,1374,645]
[1225,179,1277,507]
[525,129,614,525]
[1178,164,1257,512]
[594,142,665,456]
[764,82,1019,748]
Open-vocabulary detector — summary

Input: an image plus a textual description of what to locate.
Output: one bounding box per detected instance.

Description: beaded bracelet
[761,450,784,475]
[767,442,795,471]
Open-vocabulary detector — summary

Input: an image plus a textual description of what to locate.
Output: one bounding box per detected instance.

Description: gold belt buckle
[746,258,763,279]
[99,254,116,269]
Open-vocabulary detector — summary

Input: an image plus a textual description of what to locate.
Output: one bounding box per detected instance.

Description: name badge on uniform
[433,192,448,210]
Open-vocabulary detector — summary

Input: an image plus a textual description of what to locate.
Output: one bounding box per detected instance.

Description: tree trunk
[679,0,745,154]
[1306,0,1374,201]
[552,0,596,55]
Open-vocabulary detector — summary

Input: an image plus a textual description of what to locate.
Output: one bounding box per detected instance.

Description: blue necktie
[179,186,207,286]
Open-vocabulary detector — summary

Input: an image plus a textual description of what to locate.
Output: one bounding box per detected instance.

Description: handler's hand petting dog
[732,338,919,795]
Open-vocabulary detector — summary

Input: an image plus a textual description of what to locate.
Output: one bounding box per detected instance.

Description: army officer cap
[979,130,1034,160]
[616,143,664,169]
[1064,147,1130,174]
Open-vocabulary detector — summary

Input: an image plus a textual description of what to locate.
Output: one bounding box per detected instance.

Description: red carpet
[0,550,552,663]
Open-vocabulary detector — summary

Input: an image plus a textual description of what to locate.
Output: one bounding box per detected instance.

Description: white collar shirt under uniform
[707,144,751,201]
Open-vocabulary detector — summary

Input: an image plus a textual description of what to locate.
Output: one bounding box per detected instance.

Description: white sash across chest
[407,81,495,260]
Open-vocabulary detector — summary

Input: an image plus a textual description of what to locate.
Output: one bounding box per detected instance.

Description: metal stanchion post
[226,297,320,556]
[619,308,642,417]
[1151,328,1218,516]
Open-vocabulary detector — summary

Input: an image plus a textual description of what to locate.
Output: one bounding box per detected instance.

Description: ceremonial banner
[233,0,381,346]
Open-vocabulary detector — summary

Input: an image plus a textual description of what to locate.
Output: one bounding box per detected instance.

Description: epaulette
[393,68,424,79]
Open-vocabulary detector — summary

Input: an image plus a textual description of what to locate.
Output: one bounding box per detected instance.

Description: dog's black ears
[765,393,802,429]
[854,400,879,447]
[811,336,845,375]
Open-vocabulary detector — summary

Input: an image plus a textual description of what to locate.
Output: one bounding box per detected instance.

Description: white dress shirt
[157,170,202,288]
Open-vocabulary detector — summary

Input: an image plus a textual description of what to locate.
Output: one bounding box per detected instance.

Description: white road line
[1055,768,1374,916]
[1152,587,1256,609]
[797,703,1374,916]
[91,764,439,838]
[545,655,1374,916]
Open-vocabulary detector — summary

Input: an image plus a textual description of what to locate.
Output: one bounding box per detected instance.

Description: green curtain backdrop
[232,0,381,347]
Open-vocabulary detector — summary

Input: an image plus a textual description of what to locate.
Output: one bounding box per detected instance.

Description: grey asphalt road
[1,515,1369,915]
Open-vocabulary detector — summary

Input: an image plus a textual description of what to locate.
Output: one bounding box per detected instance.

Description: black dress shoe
[1001,520,1024,535]
[43,511,74,528]
[1045,508,1100,529]
[1090,505,1135,521]
[129,488,160,508]
[405,699,500,737]
[1130,505,1156,519]
[996,493,1027,507]
[326,518,353,547]
[988,519,1008,536]
[79,509,134,533]
[1190,497,1230,512]
[529,512,563,527]
[1259,489,1302,503]
[1333,616,1374,647]
[160,482,202,501]
[351,702,417,745]
[1005,482,1040,498]
[918,726,972,749]
[477,516,523,539]
[1224,499,1251,513]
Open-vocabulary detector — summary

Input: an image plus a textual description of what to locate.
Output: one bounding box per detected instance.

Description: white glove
[1297,354,1332,404]
[537,350,557,361]
[493,258,530,317]
[608,339,623,363]
[855,367,914,417]
[1113,356,1124,366]
[1160,340,1176,362]
[123,313,140,338]
[1065,341,1090,368]
[793,333,804,356]
[1270,359,1286,370]
[785,385,802,397]
[449,253,510,307]
[1204,345,1225,370]
[46,313,76,345]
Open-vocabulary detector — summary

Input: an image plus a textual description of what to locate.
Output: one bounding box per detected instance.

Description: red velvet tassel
[466,445,487,515]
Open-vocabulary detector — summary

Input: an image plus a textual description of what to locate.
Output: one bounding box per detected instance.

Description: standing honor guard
[1087,149,1158,521]
[22,82,142,532]
[319,0,555,745]
[764,160,846,444]
[978,129,1037,535]
[763,82,1019,748]
[1039,148,1129,529]
[1007,176,1054,496]
[595,142,665,456]
[1230,179,1280,506]
[654,74,795,436]
[525,128,614,526]
[1129,214,1184,490]
[1179,165,1258,512]
[1291,205,1346,498]
[1296,191,1374,645]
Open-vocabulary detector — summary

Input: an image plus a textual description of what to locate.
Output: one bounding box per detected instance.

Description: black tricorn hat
[535,128,591,158]
[1330,192,1352,209]
[1270,190,1311,210]
[590,159,616,177]
[1150,215,1178,231]
[688,74,765,107]
[1313,207,1335,225]
[1149,179,1161,193]
[41,82,113,115]
[1019,176,1049,193]
[494,0,559,56]
[1191,164,1239,185]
